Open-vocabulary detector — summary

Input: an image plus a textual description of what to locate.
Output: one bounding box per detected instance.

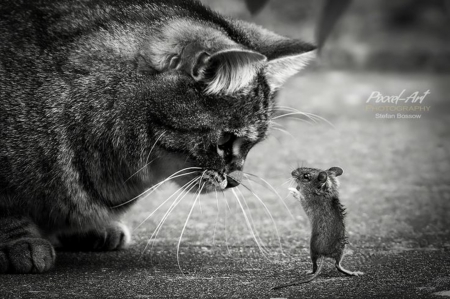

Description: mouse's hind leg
[306,253,319,275]
[335,253,364,276]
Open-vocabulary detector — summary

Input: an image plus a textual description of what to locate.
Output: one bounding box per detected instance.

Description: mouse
[272,166,363,290]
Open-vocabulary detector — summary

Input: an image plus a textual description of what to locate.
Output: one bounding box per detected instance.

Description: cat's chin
[172,169,229,193]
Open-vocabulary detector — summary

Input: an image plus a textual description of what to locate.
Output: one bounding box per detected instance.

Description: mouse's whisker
[288,178,296,189]
[231,189,271,261]
[176,182,205,274]
[243,173,295,220]
[281,177,293,186]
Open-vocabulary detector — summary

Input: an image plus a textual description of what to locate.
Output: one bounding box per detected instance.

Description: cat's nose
[226,170,243,188]
[226,177,240,188]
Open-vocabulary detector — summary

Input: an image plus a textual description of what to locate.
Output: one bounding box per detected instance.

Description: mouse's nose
[291,169,298,177]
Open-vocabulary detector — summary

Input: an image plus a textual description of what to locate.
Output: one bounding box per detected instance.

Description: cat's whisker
[231,189,270,261]
[243,173,295,220]
[224,191,231,211]
[113,168,201,208]
[144,177,200,254]
[239,182,284,254]
[147,184,199,256]
[197,170,207,214]
[303,112,335,128]
[272,113,313,125]
[138,170,200,202]
[274,105,314,117]
[273,106,318,125]
[125,131,167,182]
[275,106,335,128]
[271,127,298,141]
[268,120,284,128]
[222,192,232,255]
[177,182,205,274]
[133,176,200,232]
[273,105,316,122]
[212,189,220,247]
[235,186,270,255]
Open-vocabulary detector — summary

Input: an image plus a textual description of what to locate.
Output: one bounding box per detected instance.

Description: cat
[0,0,315,273]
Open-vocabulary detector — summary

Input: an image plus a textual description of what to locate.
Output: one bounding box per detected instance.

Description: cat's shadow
[54,247,204,274]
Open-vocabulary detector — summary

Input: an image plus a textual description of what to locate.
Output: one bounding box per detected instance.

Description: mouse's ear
[318,171,328,183]
[328,167,344,177]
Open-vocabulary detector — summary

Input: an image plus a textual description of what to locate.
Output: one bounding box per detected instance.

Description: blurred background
[203,0,450,72]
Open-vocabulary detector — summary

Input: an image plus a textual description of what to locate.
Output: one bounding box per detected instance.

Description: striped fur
[0,0,315,273]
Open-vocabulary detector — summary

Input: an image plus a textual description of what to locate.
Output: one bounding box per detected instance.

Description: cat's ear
[230,20,316,91]
[181,47,266,95]
[141,19,267,94]
[264,50,316,91]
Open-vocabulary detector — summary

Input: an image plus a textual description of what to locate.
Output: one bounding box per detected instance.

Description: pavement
[0,243,449,298]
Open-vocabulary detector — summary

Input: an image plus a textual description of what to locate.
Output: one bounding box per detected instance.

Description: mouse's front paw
[288,187,300,198]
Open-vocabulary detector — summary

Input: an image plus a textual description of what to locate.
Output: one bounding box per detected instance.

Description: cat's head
[129,16,316,192]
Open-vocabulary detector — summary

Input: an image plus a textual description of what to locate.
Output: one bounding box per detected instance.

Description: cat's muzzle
[202,170,227,190]
[202,170,242,190]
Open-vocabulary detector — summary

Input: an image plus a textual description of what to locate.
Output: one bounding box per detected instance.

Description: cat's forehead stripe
[233,125,259,142]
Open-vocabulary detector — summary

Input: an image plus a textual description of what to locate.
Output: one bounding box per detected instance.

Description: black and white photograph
[0,0,449,298]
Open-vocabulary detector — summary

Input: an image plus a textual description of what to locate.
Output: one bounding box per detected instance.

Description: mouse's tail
[271,257,324,290]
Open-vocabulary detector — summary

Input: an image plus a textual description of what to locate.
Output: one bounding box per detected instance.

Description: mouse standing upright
[272,166,363,290]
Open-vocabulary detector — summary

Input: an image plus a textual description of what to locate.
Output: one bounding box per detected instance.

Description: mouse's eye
[303,173,311,181]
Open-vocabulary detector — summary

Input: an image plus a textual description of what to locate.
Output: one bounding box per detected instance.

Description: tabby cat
[0,0,315,273]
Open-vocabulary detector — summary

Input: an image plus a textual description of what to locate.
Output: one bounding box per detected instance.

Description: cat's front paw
[0,238,55,273]
[59,222,131,251]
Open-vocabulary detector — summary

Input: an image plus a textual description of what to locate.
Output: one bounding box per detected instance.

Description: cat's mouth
[172,168,243,193]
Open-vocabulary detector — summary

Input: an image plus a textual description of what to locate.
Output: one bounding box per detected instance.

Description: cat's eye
[218,133,233,150]
[303,173,311,181]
